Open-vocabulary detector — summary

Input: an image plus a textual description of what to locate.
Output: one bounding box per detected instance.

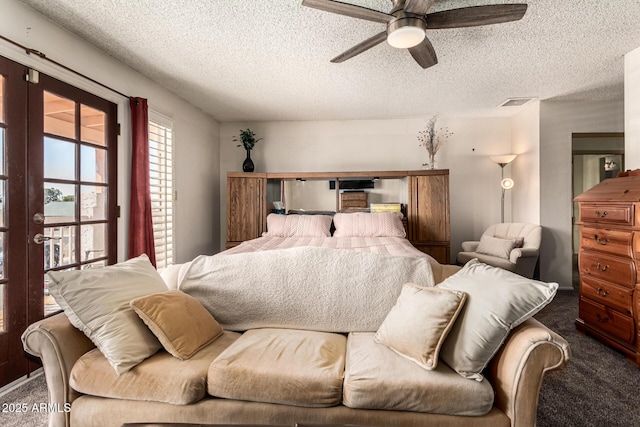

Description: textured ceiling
[18,0,640,122]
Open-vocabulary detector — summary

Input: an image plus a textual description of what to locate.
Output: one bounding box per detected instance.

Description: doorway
[571,133,624,290]
[0,55,118,387]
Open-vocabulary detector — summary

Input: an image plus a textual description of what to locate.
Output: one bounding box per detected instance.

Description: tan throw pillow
[438,259,558,381]
[475,235,516,259]
[131,290,223,360]
[46,254,167,375]
[374,284,467,370]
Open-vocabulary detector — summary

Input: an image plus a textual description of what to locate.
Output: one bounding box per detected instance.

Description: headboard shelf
[226,170,450,263]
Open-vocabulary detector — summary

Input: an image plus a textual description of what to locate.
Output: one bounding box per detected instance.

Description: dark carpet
[535,290,640,427]
[2,289,639,427]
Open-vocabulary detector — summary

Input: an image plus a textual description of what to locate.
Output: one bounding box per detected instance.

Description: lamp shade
[490,154,517,165]
[501,178,515,190]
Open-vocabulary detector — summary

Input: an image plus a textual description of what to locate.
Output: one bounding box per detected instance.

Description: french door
[0,55,117,387]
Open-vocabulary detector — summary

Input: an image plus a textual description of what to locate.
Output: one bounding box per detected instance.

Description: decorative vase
[425,152,437,169]
[242,149,254,173]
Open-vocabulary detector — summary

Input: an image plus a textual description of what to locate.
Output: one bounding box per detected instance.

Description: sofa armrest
[509,247,538,264]
[488,318,570,427]
[461,241,479,252]
[21,313,95,427]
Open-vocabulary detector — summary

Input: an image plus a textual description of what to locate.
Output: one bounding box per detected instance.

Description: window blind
[148,112,174,270]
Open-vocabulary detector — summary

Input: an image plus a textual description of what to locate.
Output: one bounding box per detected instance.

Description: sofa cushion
[374,284,466,370]
[131,290,223,360]
[457,251,516,271]
[208,328,346,407]
[70,331,241,405]
[47,254,168,374]
[343,332,494,415]
[438,259,558,381]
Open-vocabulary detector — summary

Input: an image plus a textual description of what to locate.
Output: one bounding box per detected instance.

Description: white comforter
[179,245,435,333]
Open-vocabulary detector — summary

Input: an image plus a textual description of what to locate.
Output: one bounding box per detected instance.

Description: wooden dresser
[574,174,640,364]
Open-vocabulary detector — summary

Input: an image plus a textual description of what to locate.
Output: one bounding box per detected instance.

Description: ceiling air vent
[498,97,535,107]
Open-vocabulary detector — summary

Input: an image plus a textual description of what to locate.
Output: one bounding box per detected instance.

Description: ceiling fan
[301,0,528,69]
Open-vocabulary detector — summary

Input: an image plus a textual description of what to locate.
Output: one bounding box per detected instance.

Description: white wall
[1,0,220,262]
[219,117,517,257]
[539,99,624,289]
[511,101,540,224]
[625,46,640,169]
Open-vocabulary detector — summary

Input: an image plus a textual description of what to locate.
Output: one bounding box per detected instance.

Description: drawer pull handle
[596,313,609,323]
[596,287,610,297]
[596,262,610,272]
[595,210,608,217]
[594,235,609,245]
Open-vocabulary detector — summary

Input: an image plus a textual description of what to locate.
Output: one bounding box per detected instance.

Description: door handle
[33,234,61,244]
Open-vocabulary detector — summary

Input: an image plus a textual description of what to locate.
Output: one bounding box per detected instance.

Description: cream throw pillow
[475,235,516,259]
[131,290,223,360]
[47,254,167,374]
[438,259,558,381]
[375,284,467,370]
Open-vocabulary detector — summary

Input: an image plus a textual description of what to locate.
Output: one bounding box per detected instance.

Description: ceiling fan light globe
[387,26,425,48]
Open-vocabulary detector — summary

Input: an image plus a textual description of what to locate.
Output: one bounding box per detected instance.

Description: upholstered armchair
[456,223,542,279]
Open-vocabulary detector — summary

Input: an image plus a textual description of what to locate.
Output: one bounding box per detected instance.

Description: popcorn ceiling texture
[18,0,640,121]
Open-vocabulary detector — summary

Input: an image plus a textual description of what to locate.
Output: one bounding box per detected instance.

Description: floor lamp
[489,155,517,223]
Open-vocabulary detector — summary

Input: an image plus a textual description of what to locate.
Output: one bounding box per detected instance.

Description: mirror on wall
[265,177,409,214]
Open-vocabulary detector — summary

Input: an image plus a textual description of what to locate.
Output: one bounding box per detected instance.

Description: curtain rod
[0,34,131,100]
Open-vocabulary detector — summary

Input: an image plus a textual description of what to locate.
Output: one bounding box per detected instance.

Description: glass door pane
[35,85,117,319]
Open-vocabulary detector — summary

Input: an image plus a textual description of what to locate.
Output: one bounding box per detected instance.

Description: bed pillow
[437,259,558,381]
[475,235,515,259]
[263,213,332,237]
[375,284,466,370]
[332,212,406,238]
[47,254,167,374]
[131,290,223,360]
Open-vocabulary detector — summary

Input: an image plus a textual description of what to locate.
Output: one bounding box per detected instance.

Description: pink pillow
[264,214,332,237]
[332,212,406,238]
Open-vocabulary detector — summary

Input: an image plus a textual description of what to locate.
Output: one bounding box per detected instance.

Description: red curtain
[128,97,156,267]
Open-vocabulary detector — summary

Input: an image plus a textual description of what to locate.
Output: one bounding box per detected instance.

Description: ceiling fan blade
[426,4,528,29]
[403,0,437,16]
[408,36,438,69]
[302,0,393,24]
[331,31,388,63]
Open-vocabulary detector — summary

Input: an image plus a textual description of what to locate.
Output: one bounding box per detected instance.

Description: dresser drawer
[580,227,634,258]
[581,277,634,316]
[579,250,636,288]
[580,204,634,225]
[579,296,635,344]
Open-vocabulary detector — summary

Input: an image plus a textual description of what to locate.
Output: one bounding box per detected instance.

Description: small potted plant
[233,129,263,172]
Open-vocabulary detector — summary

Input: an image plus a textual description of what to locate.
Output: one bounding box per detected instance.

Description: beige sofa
[22,263,569,427]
